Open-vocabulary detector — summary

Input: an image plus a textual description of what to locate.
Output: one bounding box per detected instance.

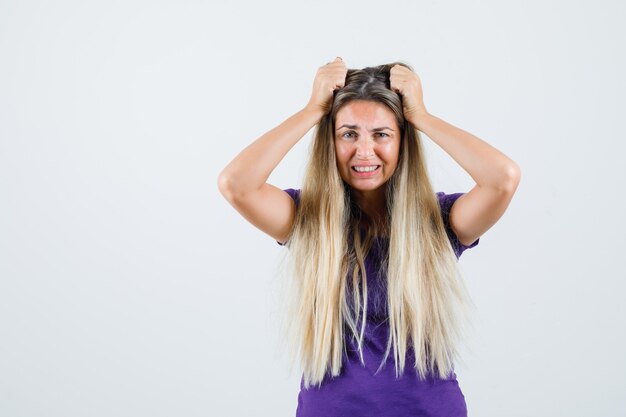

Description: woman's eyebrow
[336,124,394,131]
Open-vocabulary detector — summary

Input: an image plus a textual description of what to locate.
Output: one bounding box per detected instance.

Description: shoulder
[274,188,302,247]
[435,191,480,258]
[436,191,464,211]
[282,188,301,206]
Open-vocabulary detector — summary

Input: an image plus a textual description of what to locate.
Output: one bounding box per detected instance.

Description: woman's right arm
[217,57,347,244]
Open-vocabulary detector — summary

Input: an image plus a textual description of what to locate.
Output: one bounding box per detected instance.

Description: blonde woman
[217,57,520,417]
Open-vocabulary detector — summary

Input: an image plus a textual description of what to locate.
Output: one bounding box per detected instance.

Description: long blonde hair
[278,62,475,389]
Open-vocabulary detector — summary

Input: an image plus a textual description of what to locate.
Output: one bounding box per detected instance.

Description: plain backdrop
[1,0,625,416]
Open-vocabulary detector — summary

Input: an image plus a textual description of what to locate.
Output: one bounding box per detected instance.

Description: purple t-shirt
[277,188,479,417]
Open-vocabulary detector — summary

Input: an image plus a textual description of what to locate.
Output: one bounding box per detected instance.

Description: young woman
[218,57,520,417]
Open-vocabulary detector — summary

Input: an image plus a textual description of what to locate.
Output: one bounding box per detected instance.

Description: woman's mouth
[351,165,381,177]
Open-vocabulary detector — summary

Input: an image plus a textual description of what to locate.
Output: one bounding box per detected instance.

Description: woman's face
[334,100,401,195]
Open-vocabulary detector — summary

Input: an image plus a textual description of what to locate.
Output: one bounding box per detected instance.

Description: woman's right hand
[305,57,348,115]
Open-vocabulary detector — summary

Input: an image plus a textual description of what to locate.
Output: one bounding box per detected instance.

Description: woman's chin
[347,182,386,193]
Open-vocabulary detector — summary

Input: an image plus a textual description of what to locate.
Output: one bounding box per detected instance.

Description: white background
[1,0,625,416]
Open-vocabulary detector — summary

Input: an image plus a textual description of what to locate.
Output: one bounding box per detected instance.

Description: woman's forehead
[335,100,397,129]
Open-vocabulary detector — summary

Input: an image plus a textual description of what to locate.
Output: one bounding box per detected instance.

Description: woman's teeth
[353,165,380,172]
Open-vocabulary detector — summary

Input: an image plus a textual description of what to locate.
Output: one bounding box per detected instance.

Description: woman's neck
[352,187,386,221]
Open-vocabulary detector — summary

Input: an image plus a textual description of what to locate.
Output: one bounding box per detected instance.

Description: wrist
[405,109,430,130]
[302,104,327,121]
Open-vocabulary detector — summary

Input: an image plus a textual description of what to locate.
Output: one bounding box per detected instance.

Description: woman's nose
[355,137,374,158]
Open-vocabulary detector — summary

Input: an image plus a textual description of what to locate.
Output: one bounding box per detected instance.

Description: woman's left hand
[390,64,428,125]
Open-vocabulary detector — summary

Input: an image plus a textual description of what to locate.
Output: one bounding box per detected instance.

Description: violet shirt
[277,188,480,417]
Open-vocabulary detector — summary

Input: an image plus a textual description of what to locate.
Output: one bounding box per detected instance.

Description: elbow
[217,171,253,201]
[502,162,521,193]
[217,171,236,200]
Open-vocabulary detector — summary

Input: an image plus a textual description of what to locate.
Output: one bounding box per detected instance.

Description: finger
[390,79,402,93]
[391,65,408,75]
[333,58,346,67]
[334,75,346,88]
[326,57,343,65]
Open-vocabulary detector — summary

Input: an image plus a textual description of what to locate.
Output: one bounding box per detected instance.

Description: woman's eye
[339,131,388,139]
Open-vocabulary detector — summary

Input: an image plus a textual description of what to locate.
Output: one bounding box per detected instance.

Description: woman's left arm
[390,64,521,247]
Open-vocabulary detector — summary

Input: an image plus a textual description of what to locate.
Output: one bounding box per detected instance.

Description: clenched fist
[305,57,348,115]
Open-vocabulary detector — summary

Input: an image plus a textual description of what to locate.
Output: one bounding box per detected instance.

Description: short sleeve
[436,191,480,259]
[276,188,301,246]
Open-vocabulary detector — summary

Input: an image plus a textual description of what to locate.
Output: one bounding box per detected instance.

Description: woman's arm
[413,112,521,247]
[390,64,521,247]
[410,112,520,189]
[217,58,347,244]
[217,107,324,244]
